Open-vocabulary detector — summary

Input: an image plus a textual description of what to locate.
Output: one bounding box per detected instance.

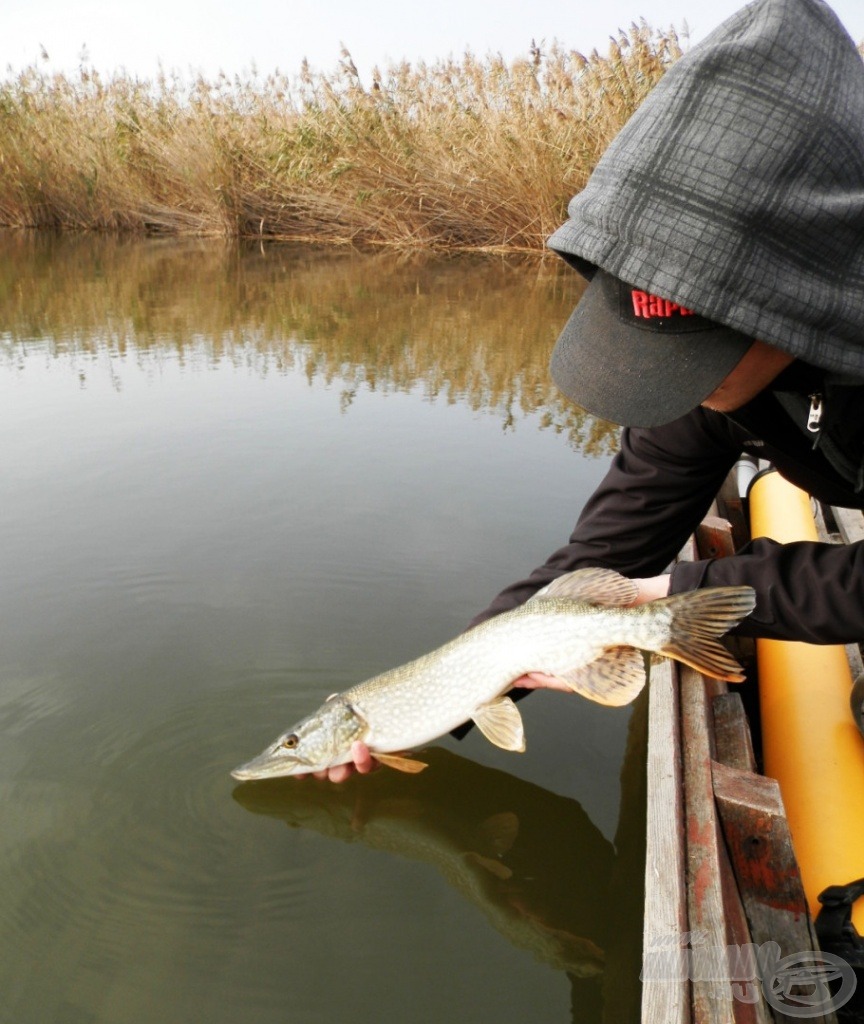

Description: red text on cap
[631,290,695,319]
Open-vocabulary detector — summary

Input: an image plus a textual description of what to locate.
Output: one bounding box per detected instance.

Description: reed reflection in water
[0,233,640,1024]
[0,232,617,455]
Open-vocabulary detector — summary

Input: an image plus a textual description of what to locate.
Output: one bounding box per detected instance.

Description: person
[317,0,864,782]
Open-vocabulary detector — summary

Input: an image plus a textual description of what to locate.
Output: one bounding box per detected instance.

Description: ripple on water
[92,697,311,929]
[0,693,311,974]
[0,671,73,740]
[0,781,97,935]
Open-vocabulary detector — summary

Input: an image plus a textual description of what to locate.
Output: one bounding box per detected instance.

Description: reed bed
[0,25,683,250]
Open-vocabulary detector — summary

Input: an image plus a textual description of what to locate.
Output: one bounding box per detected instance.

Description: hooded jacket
[473,0,864,645]
[548,0,864,378]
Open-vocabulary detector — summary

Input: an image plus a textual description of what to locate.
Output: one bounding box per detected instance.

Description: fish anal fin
[463,851,514,881]
[530,567,638,608]
[472,696,526,752]
[557,646,647,706]
[373,752,429,773]
[659,640,746,682]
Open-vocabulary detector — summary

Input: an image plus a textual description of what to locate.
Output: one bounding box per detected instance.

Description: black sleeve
[671,536,864,644]
[469,407,742,626]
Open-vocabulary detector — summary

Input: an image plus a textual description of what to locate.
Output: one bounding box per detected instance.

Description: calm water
[0,235,644,1024]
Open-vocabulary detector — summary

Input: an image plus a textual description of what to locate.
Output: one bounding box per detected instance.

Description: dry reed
[0,25,683,250]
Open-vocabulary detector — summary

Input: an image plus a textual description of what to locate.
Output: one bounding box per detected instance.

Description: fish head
[230,698,366,781]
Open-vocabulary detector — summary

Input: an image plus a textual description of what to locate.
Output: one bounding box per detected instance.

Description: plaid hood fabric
[547,0,864,378]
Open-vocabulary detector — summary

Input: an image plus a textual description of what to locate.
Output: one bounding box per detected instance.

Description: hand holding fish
[627,574,672,603]
[311,675,574,782]
[471,574,674,696]
[308,576,676,780]
[232,568,753,783]
[300,740,377,782]
[303,575,673,780]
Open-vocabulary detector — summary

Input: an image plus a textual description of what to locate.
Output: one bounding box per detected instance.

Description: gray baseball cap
[550,270,754,427]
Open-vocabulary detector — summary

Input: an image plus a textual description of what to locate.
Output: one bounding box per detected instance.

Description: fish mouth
[230,752,304,782]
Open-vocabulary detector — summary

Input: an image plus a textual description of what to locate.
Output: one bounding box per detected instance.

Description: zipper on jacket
[807,392,823,444]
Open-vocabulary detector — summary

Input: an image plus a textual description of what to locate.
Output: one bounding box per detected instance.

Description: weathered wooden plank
[694,509,772,1022]
[714,468,752,552]
[712,761,837,1024]
[678,520,743,1020]
[680,665,742,1023]
[659,510,771,1022]
[679,534,700,563]
[831,506,864,546]
[812,502,836,544]
[680,678,773,1022]
[711,762,816,951]
[713,692,757,774]
[693,513,756,674]
[642,658,691,1024]
[696,515,737,561]
[715,825,774,1024]
[845,641,864,683]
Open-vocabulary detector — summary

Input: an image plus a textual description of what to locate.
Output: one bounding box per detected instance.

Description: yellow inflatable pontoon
[748,468,864,933]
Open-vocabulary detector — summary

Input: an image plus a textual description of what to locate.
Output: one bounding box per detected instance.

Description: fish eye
[282,734,299,749]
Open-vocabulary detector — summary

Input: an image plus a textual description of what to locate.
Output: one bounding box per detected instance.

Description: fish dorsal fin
[555,645,647,706]
[529,568,638,608]
[373,752,429,773]
[472,696,526,752]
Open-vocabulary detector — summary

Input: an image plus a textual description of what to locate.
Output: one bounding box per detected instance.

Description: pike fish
[231,568,755,780]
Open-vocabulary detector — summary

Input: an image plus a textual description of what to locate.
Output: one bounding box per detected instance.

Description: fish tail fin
[657,586,756,682]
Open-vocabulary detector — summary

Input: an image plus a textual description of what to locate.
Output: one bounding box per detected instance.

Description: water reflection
[234,691,648,1024]
[0,232,617,453]
[0,232,636,1024]
[235,749,609,976]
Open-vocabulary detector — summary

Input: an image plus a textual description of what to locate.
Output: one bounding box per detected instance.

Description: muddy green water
[0,235,644,1024]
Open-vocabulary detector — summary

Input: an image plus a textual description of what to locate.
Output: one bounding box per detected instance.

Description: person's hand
[508,671,573,692]
[628,574,671,605]
[299,576,675,772]
[293,740,378,783]
[508,574,672,692]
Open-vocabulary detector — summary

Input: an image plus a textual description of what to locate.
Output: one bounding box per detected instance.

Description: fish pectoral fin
[529,567,639,608]
[471,696,526,752]
[558,646,647,706]
[373,752,429,773]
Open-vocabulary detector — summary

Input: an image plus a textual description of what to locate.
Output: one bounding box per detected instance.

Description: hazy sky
[4,0,864,82]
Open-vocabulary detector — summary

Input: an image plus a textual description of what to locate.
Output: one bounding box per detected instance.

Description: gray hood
[548,0,864,379]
